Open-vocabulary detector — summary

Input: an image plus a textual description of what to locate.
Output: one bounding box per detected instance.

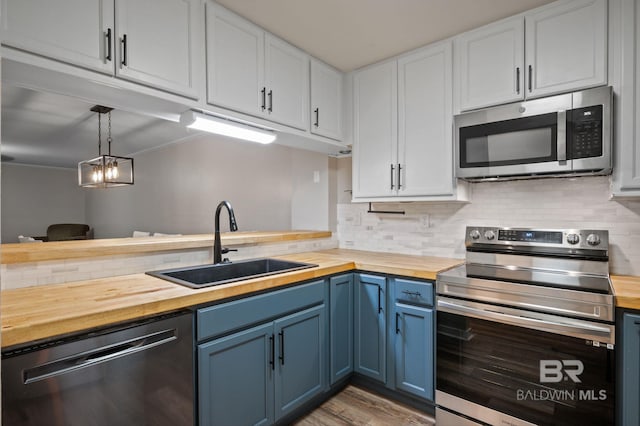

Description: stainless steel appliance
[2,311,194,426]
[454,86,612,181]
[436,227,615,426]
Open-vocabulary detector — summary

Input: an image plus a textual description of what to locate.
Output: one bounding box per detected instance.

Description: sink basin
[147,258,317,289]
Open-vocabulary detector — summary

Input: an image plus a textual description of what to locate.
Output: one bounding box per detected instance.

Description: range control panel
[465,226,609,250]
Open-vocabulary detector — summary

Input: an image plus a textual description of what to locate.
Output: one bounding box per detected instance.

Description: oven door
[455,93,572,179]
[436,297,615,426]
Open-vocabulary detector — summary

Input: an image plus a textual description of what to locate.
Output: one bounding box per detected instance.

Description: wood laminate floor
[293,385,436,426]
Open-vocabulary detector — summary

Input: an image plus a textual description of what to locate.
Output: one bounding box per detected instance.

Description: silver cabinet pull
[401,290,421,297]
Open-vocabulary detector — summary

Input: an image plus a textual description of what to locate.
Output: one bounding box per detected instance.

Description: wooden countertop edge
[0,230,332,264]
[611,274,640,311]
[1,261,355,349]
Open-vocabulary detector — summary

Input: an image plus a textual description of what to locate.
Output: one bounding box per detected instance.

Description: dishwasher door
[2,311,194,426]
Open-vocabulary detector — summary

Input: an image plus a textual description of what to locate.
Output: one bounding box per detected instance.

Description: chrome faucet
[214,200,238,264]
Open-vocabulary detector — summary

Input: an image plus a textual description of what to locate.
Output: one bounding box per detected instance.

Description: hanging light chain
[107,111,112,156]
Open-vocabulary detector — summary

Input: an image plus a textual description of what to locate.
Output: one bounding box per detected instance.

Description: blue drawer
[197,279,325,342]
[394,278,433,306]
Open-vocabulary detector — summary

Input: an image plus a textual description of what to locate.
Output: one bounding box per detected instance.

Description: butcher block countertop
[0,249,464,349]
[611,275,640,310]
[0,230,332,264]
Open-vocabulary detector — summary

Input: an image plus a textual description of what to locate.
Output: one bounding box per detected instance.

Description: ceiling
[1,0,557,167]
[216,0,556,72]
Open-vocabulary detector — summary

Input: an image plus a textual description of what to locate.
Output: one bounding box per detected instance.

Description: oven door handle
[437,299,613,343]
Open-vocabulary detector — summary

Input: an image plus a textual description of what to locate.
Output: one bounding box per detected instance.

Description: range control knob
[566,233,580,245]
[484,230,496,241]
[469,229,481,240]
[586,234,601,246]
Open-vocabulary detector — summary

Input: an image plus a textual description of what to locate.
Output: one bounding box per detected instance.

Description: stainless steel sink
[147,258,317,289]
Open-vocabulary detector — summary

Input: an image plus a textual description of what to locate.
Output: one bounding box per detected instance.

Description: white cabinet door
[206,3,264,116]
[455,16,525,111]
[116,0,199,98]
[310,59,343,141]
[398,42,454,197]
[352,61,398,198]
[612,0,640,195]
[265,34,309,130]
[526,0,607,98]
[0,0,114,73]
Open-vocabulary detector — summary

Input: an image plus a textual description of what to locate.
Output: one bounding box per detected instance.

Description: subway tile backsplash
[1,237,338,289]
[338,176,640,276]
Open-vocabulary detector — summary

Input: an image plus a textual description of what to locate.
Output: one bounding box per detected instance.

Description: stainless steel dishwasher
[2,311,194,426]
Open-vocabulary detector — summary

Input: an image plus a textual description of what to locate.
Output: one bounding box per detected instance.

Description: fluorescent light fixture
[181,111,276,144]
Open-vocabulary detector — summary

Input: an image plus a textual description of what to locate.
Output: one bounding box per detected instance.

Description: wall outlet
[313,170,320,183]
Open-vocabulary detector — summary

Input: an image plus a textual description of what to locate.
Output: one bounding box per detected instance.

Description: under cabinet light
[180,111,276,144]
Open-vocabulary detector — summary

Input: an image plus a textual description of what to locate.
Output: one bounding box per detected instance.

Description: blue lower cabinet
[621,311,640,425]
[354,274,387,383]
[197,280,327,426]
[393,303,434,401]
[330,274,354,384]
[198,323,274,426]
[274,305,326,419]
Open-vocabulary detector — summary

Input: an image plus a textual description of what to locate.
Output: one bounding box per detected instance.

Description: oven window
[436,311,615,425]
[459,112,559,168]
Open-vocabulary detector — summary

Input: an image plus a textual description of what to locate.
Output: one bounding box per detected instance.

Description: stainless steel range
[435,227,615,426]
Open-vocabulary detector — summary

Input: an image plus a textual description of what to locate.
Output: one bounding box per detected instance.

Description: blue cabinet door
[198,322,274,426]
[394,303,434,401]
[274,304,326,420]
[330,274,354,384]
[354,273,387,383]
[622,312,640,425]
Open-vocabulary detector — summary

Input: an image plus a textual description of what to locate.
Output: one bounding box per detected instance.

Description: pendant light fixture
[78,105,134,188]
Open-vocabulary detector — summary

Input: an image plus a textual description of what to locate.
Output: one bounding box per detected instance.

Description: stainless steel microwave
[454,86,612,181]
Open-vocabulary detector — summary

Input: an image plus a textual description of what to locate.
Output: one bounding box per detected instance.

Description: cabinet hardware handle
[635,321,640,326]
[377,285,383,314]
[401,290,421,297]
[528,65,532,92]
[261,87,266,111]
[516,67,520,94]
[395,313,400,334]
[269,334,275,370]
[390,164,395,190]
[314,108,319,127]
[397,164,402,189]
[105,28,112,62]
[278,331,285,365]
[268,90,273,113]
[121,34,127,66]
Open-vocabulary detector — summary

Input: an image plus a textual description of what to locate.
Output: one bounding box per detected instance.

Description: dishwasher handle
[23,328,177,385]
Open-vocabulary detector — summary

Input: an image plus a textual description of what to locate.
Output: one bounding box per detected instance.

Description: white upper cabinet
[526,0,608,98]
[310,59,343,141]
[206,4,264,115]
[611,0,640,196]
[264,35,309,130]
[206,2,309,131]
[455,0,608,111]
[353,61,398,199]
[398,42,455,197]
[0,0,200,98]
[115,0,199,98]
[352,41,467,201]
[0,0,115,74]
[455,17,525,111]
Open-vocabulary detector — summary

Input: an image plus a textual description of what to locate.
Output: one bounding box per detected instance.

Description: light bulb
[113,161,119,178]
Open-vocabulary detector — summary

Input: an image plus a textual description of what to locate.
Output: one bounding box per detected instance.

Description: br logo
[539,360,584,383]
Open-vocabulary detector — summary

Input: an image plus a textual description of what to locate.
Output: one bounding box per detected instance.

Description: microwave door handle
[557,110,567,162]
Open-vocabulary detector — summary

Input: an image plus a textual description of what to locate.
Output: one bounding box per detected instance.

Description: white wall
[337,172,640,276]
[84,133,330,238]
[1,164,86,242]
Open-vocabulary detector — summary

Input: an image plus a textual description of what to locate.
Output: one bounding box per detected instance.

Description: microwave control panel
[570,105,603,159]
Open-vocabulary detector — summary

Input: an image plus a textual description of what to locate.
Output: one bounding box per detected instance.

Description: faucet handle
[221,247,238,255]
